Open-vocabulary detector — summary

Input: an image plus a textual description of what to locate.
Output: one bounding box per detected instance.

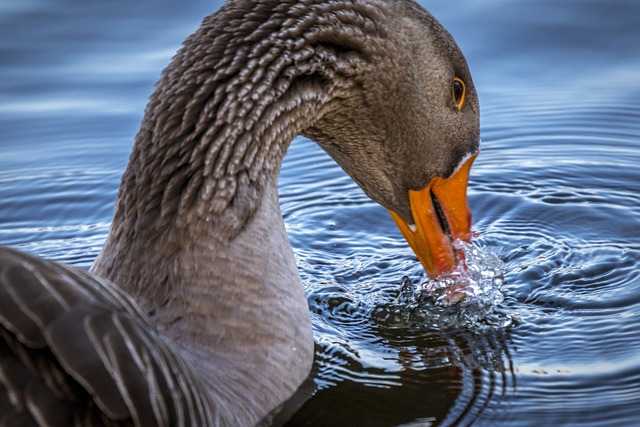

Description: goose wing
[0,247,216,426]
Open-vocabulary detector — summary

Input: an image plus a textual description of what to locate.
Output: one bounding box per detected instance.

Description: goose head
[302,1,480,277]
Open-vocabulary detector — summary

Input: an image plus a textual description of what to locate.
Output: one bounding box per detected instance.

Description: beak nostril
[430,189,452,241]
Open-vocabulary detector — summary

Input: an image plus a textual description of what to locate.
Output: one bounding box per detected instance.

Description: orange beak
[389,153,477,278]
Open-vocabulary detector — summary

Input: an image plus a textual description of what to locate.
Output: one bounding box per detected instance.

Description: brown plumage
[0,0,479,425]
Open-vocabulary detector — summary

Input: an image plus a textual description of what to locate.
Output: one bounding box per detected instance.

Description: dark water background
[1,1,639,425]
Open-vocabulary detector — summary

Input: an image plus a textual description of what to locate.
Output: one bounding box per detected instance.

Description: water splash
[377,240,510,330]
[420,240,506,307]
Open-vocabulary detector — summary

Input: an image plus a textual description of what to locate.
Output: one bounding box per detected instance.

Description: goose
[0,0,479,425]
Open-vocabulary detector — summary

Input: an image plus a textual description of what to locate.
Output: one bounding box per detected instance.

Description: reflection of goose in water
[0,0,479,425]
[285,278,514,425]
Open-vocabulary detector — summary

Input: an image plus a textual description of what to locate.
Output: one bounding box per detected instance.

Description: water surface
[1,1,639,425]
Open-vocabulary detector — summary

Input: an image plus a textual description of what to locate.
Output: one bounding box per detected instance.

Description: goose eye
[453,78,466,111]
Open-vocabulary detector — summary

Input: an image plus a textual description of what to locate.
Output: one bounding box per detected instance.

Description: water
[1,1,639,426]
